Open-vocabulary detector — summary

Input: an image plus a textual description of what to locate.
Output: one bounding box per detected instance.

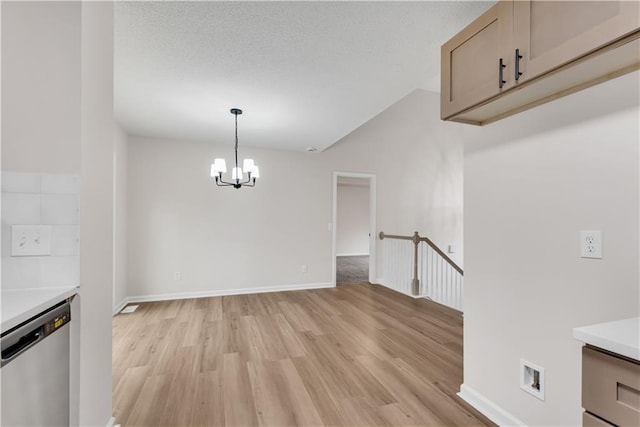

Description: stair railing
[379,231,463,296]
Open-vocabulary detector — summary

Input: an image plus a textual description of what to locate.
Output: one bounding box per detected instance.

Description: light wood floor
[113,283,493,426]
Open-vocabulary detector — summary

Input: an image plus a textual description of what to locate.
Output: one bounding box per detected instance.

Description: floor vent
[120,305,139,314]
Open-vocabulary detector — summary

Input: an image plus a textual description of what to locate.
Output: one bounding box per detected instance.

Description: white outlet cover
[11,225,52,256]
[581,230,602,259]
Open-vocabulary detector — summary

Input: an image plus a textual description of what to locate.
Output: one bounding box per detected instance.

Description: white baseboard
[118,282,335,307]
[458,384,525,427]
[374,278,428,299]
[113,299,128,316]
[336,253,369,257]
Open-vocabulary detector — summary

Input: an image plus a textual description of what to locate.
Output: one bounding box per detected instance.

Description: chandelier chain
[234,112,239,172]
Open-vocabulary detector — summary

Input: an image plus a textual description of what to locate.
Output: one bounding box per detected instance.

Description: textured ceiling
[114,1,494,151]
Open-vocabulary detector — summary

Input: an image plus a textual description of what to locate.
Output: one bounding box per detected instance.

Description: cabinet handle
[499,58,506,88]
[515,48,523,81]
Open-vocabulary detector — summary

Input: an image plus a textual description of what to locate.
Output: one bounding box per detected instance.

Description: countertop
[573,317,640,361]
[1,286,78,333]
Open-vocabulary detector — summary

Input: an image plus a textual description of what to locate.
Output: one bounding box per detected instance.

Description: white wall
[2,172,80,289]
[1,1,81,174]
[337,180,370,256]
[113,123,128,312]
[324,90,465,275]
[127,137,333,297]
[1,3,82,294]
[78,3,114,425]
[462,71,640,425]
[126,89,464,298]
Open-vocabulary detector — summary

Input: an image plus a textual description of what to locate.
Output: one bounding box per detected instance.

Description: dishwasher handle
[0,300,71,367]
[1,327,44,363]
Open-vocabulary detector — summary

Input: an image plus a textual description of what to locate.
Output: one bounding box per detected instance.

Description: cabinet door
[514,1,640,84]
[441,0,513,120]
[583,412,614,427]
[582,346,640,427]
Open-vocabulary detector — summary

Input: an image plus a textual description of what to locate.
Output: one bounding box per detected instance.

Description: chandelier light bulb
[232,167,243,180]
[243,159,255,173]
[211,158,227,175]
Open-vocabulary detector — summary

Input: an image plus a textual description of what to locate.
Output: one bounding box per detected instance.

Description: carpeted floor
[336,255,369,284]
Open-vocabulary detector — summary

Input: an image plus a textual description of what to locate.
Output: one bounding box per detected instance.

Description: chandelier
[210,108,260,189]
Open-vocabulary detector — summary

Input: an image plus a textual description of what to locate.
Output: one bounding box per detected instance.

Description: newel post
[411,231,420,296]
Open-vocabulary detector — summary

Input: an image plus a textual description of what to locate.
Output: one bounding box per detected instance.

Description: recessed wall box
[520,359,545,401]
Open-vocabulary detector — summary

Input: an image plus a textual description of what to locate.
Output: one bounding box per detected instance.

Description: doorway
[332,172,376,286]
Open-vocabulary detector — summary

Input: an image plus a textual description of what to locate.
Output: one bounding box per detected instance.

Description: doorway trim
[332,171,377,286]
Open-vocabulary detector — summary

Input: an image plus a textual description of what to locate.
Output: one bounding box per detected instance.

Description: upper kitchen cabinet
[514,1,640,84]
[441,0,640,125]
[441,1,513,120]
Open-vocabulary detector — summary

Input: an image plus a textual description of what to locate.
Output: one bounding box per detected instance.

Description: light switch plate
[581,230,602,259]
[11,225,52,256]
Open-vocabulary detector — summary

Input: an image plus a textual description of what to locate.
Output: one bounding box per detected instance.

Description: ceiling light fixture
[210,108,259,189]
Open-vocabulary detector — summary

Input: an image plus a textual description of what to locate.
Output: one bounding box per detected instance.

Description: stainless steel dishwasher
[1,299,71,427]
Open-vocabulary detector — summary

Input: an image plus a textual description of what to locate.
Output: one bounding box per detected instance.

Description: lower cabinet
[583,411,613,427]
[582,346,640,426]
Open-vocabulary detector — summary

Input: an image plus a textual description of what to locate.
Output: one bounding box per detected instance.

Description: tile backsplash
[2,172,79,289]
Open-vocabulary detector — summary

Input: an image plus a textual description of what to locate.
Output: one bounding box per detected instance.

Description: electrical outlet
[11,225,52,256]
[581,230,602,259]
[301,264,308,273]
[174,271,181,281]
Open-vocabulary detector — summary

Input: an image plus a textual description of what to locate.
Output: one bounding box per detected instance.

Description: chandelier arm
[218,177,255,188]
[216,172,251,187]
[238,175,253,185]
[217,177,255,188]
[244,176,257,186]
[215,177,236,186]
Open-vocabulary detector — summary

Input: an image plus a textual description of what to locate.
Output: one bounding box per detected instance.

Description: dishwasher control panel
[43,310,70,336]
